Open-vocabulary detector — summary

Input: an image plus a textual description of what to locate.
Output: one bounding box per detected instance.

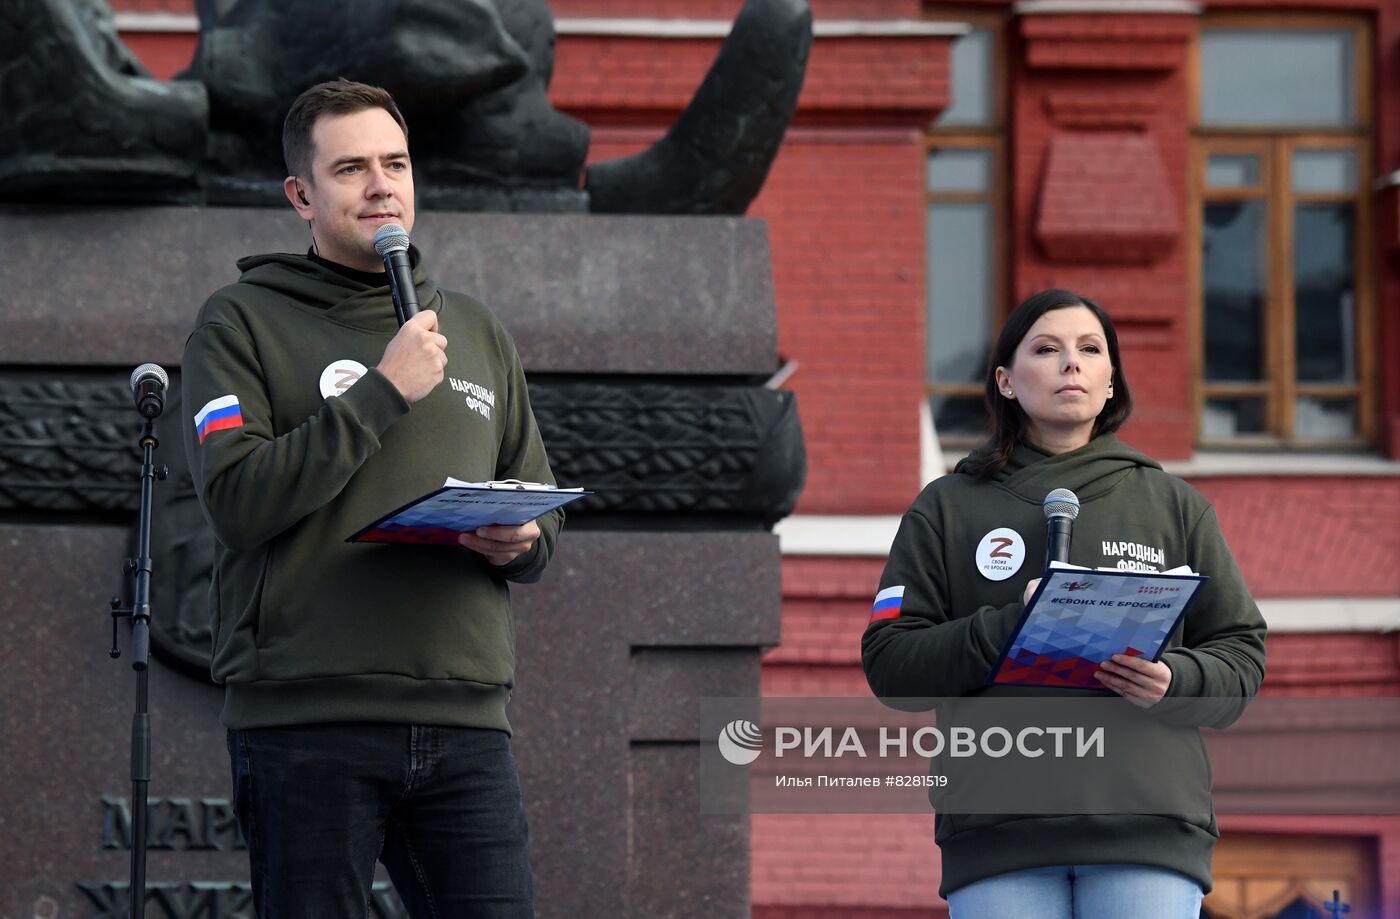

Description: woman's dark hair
[960,289,1134,480]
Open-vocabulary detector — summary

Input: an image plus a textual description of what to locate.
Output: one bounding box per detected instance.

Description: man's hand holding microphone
[374,305,539,567]
[378,310,447,404]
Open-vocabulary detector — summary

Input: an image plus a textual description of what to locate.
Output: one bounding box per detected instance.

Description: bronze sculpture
[1,0,812,213]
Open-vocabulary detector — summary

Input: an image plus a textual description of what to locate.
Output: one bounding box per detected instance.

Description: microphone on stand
[1043,488,1080,566]
[373,223,419,326]
[129,363,168,420]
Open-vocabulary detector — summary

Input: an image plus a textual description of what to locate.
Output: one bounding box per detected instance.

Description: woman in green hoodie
[862,289,1266,918]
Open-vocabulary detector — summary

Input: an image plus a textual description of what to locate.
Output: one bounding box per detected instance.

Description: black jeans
[228,723,535,919]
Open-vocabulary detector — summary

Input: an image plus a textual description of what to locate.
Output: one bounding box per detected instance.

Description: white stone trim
[554,18,728,38]
[113,12,198,32]
[775,515,901,556]
[1161,452,1400,477]
[920,398,947,489]
[557,18,966,38]
[813,20,969,38]
[113,13,966,39]
[1016,0,1201,14]
[765,359,799,390]
[1259,598,1400,634]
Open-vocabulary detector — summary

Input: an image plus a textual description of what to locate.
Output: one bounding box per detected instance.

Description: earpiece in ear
[297,185,309,206]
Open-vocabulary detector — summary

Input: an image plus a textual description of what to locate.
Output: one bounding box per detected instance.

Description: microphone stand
[108,415,168,919]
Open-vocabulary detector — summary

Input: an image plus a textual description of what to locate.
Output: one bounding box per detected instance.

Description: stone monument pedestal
[0,208,799,919]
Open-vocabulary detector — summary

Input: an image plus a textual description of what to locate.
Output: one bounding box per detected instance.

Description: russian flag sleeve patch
[869,586,905,622]
[194,394,244,443]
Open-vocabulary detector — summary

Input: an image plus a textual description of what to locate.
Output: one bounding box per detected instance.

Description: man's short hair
[282,79,409,181]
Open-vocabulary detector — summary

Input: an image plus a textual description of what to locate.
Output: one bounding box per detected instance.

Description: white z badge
[319,360,368,400]
[975,527,1025,581]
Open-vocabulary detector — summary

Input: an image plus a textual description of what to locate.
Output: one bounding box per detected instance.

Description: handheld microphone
[1043,488,1080,566]
[373,223,419,326]
[129,363,169,419]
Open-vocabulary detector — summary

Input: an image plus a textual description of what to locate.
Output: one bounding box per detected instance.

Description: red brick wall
[752,812,944,917]
[587,135,929,517]
[757,133,928,514]
[574,24,949,513]
[553,37,717,117]
[1261,632,1400,695]
[758,559,943,913]
[768,557,877,665]
[757,30,948,513]
[1195,476,1400,598]
[1009,13,1196,460]
[119,32,194,79]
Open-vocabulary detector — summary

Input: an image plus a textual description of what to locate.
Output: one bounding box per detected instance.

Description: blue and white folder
[349,478,590,545]
[988,564,1208,689]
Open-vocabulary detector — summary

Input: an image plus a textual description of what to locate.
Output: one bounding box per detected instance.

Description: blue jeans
[228,723,534,919]
[947,864,1203,919]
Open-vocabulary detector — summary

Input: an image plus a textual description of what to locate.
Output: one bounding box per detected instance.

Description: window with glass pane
[1292,149,1356,194]
[937,28,994,127]
[926,147,994,437]
[1206,154,1261,189]
[1293,201,1357,440]
[926,148,992,192]
[927,18,1001,445]
[1202,398,1268,439]
[1195,20,1372,445]
[927,202,992,386]
[930,394,989,438]
[1294,397,1355,438]
[1200,30,1355,127]
[1203,202,1267,382]
[1293,204,1355,383]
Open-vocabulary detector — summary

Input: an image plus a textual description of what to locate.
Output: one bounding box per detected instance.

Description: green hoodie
[861,434,1266,896]
[182,250,562,732]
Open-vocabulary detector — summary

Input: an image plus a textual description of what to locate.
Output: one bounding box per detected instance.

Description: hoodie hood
[233,246,441,333]
[955,433,1162,504]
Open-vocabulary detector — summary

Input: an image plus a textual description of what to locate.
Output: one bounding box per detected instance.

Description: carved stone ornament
[0,371,804,677]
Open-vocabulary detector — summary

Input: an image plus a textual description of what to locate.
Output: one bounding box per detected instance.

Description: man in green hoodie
[182,79,560,918]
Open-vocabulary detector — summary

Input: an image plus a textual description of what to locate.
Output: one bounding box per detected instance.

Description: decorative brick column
[1011,0,1199,459]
